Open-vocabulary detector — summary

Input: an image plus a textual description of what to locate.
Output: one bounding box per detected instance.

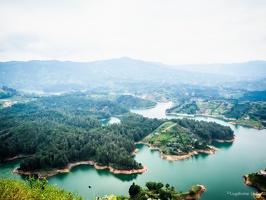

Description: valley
[0,58,266,199]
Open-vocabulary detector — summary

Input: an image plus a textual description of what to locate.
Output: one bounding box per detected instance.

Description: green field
[142,121,207,155]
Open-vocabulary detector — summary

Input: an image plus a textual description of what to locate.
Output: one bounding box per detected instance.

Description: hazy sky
[0,0,266,64]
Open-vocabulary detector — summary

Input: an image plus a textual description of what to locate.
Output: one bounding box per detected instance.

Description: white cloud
[0,0,266,64]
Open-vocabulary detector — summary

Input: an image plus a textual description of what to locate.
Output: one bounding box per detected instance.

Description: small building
[257,170,266,176]
[244,115,250,120]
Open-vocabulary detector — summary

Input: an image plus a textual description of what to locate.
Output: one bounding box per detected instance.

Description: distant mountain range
[0,57,265,92]
[170,60,266,78]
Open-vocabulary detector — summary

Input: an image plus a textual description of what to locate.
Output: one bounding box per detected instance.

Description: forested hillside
[0,92,235,172]
[0,86,18,99]
[0,93,164,171]
[116,94,156,108]
[1,58,265,93]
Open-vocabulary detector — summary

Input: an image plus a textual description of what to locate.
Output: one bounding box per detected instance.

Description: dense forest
[173,118,234,141]
[225,101,266,125]
[0,92,235,172]
[166,101,199,114]
[0,86,18,99]
[0,93,164,171]
[116,94,156,108]
[241,90,266,101]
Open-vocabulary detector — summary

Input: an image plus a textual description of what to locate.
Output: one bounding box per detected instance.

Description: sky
[0,0,266,65]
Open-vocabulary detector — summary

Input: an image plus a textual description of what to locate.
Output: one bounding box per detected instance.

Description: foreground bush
[0,178,82,200]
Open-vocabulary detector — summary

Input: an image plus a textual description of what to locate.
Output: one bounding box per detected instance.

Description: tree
[129,182,141,197]
[155,182,164,192]
[159,189,171,200]
[145,181,164,191]
[146,181,156,191]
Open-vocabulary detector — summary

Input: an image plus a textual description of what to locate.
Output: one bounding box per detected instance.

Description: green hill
[142,118,234,156]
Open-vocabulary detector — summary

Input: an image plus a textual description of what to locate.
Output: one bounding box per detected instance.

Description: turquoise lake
[1,102,265,200]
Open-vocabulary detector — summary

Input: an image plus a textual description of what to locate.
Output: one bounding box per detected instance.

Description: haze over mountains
[171,60,266,78]
[0,57,265,93]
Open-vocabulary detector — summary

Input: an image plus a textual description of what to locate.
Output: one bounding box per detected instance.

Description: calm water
[101,117,121,125]
[1,102,265,200]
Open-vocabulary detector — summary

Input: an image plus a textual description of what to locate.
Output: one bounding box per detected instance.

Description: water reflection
[95,167,138,182]
[212,141,234,149]
[71,165,94,173]
[0,170,12,178]
[193,153,208,160]
[49,171,72,182]
[112,173,138,182]
[0,158,24,169]
[0,158,24,179]
[101,117,121,126]
[95,168,112,177]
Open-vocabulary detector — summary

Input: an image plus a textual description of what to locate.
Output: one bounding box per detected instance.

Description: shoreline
[229,121,264,130]
[213,136,236,143]
[130,105,157,110]
[166,112,265,130]
[166,112,195,117]
[130,148,139,156]
[191,184,206,199]
[166,112,235,121]
[136,142,219,161]
[3,154,31,162]
[13,160,147,178]
[195,114,236,122]
[243,174,266,200]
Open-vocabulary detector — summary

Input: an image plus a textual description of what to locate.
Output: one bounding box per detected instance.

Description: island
[244,169,266,200]
[139,118,234,161]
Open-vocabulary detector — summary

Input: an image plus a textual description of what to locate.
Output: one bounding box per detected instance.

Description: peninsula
[244,169,266,200]
[0,93,163,177]
[140,118,234,161]
[166,98,265,130]
[13,160,147,178]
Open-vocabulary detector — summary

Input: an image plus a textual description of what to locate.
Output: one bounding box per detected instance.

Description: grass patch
[142,121,176,143]
[237,119,263,129]
[0,178,82,200]
[190,185,202,194]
